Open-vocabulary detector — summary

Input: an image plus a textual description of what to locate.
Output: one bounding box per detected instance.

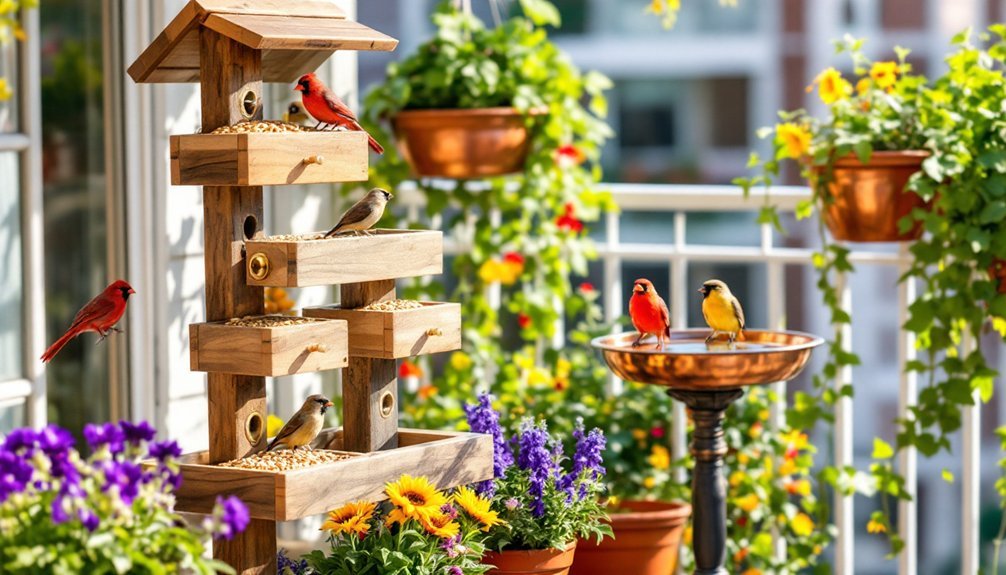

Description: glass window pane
[0,399,26,434]
[0,35,18,133]
[0,152,23,381]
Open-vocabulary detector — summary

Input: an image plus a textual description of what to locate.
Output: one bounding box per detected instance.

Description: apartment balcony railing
[397,181,980,575]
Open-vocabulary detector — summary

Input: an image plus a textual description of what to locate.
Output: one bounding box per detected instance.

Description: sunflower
[452,486,504,531]
[420,511,460,539]
[321,501,375,537]
[385,475,448,522]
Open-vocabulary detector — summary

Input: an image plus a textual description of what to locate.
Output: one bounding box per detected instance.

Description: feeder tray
[304,301,461,359]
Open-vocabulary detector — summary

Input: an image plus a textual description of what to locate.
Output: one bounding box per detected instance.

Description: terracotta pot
[391,107,540,179]
[484,542,577,575]
[989,259,1006,294]
[570,500,691,575]
[815,150,929,243]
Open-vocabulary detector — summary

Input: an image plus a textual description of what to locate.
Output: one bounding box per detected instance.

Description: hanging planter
[484,542,578,575]
[814,150,929,243]
[392,107,544,179]
[569,500,691,575]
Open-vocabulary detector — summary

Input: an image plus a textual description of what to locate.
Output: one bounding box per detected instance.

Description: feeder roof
[128,0,398,84]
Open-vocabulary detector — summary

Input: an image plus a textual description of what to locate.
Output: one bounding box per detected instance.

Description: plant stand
[592,329,823,575]
[128,3,493,573]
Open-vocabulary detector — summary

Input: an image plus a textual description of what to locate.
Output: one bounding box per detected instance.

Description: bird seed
[258,233,327,242]
[224,315,322,328]
[209,120,310,134]
[218,449,353,472]
[360,299,425,312]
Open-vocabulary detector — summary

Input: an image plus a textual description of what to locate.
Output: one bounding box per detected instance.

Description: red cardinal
[628,278,670,348]
[294,73,384,154]
[41,280,135,363]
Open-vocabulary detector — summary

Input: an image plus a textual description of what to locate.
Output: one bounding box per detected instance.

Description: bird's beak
[294,84,304,93]
[633,285,643,293]
[697,288,705,293]
[324,401,334,408]
[128,288,136,295]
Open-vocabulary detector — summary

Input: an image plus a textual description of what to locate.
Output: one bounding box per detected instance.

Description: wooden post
[341,279,399,452]
[199,28,275,575]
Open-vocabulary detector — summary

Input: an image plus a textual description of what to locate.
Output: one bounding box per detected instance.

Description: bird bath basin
[592,329,824,575]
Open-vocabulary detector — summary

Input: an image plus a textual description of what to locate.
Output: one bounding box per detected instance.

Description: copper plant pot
[570,500,691,575]
[484,542,577,575]
[392,107,539,179]
[815,150,929,243]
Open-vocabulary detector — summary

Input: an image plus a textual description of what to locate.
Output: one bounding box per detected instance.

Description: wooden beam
[340,280,399,452]
[198,27,274,575]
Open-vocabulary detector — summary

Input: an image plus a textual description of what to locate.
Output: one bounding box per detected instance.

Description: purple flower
[120,421,156,444]
[464,393,514,496]
[277,549,309,575]
[37,425,75,457]
[2,428,37,454]
[148,440,182,462]
[49,451,80,485]
[448,567,463,575]
[0,451,34,502]
[84,423,125,454]
[560,420,606,501]
[78,507,100,532]
[440,503,459,520]
[505,497,520,511]
[441,533,462,558]
[103,461,145,503]
[516,420,554,517]
[214,495,250,540]
[51,496,70,524]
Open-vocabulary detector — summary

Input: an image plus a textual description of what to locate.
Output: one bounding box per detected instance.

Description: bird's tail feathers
[368,134,384,155]
[40,329,80,363]
[265,438,279,452]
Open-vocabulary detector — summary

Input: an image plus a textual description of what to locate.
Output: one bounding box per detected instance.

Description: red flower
[398,360,422,379]
[579,282,595,293]
[503,252,525,266]
[650,426,665,438]
[737,516,748,527]
[556,144,586,167]
[517,313,532,330]
[556,203,584,234]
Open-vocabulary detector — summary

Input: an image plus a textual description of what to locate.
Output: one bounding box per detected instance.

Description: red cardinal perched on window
[41,280,135,363]
[628,278,671,348]
[294,73,384,154]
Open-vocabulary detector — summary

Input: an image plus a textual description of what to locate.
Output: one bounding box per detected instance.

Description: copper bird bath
[592,329,824,575]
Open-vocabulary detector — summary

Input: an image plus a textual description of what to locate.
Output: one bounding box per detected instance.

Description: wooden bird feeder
[304,302,462,359]
[129,4,492,573]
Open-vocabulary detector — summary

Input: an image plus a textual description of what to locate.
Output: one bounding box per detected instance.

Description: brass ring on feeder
[244,412,264,445]
[303,155,325,166]
[248,253,270,280]
[425,328,443,337]
[240,89,260,120]
[379,391,395,419]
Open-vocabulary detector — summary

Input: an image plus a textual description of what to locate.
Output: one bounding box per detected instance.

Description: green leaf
[942,468,955,483]
[872,437,894,459]
[519,0,561,27]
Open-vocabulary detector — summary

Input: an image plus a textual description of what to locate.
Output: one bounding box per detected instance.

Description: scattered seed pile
[225,316,321,328]
[219,449,353,472]
[259,233,327,242]
[209,120,310,134]
[361,299,424,312]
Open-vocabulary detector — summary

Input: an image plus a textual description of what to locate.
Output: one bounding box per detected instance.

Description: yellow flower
[385,475,447,522]
[266,414,284,438]
[757,409,770,421]
[737,452,750,465]
[478,260,506,284]
[748,422,763,439]
[780,429,808,451]
[0,78,10,102]
[321,501,375,537]
[647,445,671,471]
[814,67,851,104]
[856,78,871,95]
[632,429,647,441]
[778,458,797,476]
[729,470,746,487]
[786,478,812,497]
[556,358,572,378]
[643,476,657,489]
[791,512,815,536]
[649,0,665,14]
[683,525,693,545]
[528,367,551,387]
[870,61,898,89]
[735,493,759,513]
[420,511,460,539]
[741,569,763,575]
[867,519,887,534]
[449,352,472,371]
[775,123,811,159]
[453,486,503,531]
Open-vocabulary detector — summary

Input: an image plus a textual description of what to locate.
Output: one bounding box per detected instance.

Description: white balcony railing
[397,181,986,575]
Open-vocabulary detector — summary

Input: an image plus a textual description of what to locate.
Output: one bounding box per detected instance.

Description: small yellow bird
[266,394,333,451]
[282,101,310,126]
[699,279,745,344]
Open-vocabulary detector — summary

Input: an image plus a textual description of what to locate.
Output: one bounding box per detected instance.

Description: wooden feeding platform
[165,429,492,521]
[304,301,461,359]
[244,229,444,287]
[129,3,490,573]
[171,131,368,186]
[189,315,348,377]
